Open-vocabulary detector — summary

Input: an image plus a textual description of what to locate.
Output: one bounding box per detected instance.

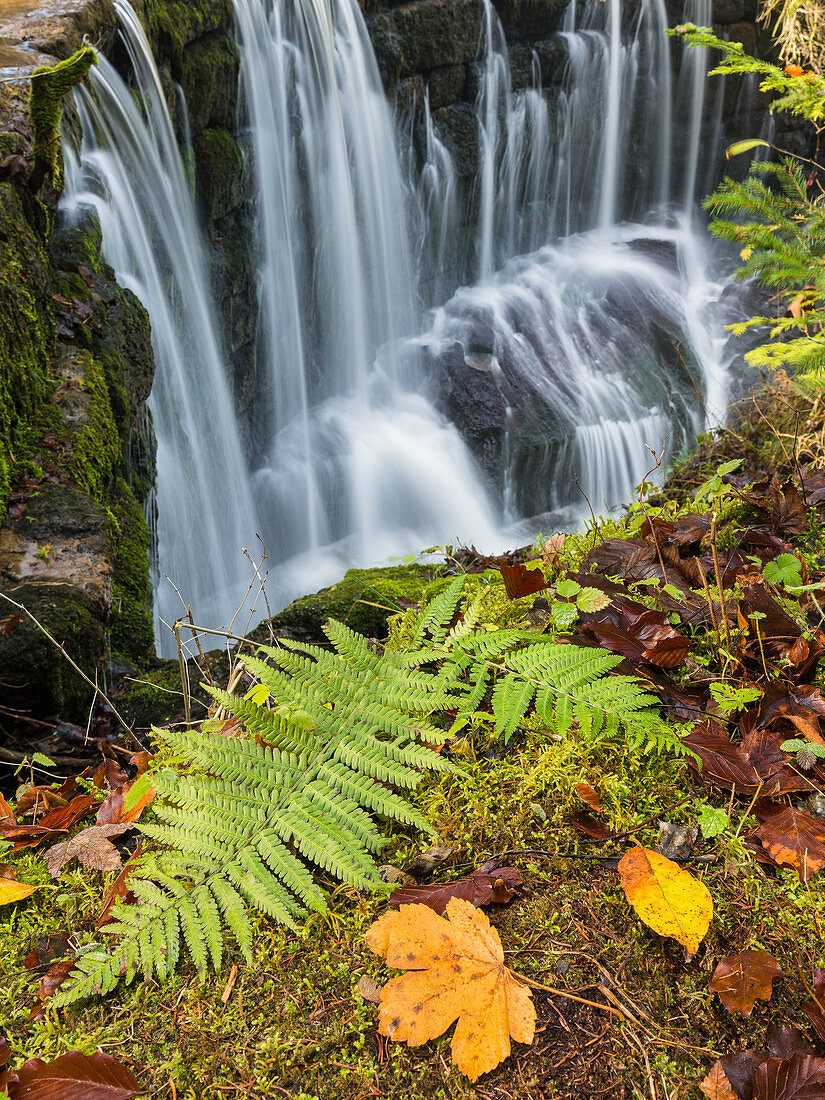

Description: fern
[393,577,689,756]
[57,578,686,1005]
[670,24,825,386]
[55,619,459,1006]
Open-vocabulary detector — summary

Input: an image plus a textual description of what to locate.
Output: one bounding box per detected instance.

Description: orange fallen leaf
[0,876,36,906]
[618,845,712,954]
[364,898,535,1081]
[709,950,782,1016]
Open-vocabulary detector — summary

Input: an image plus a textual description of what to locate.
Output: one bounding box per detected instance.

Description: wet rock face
[0,486,113,715]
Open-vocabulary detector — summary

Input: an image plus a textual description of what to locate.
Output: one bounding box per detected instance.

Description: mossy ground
[3,372,825,1096]
[2,737,822,1099]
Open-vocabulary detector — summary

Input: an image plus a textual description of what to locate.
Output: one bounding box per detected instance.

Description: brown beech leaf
[9,1050,141,1099]
[365,898,535,1081]
[700,1061,741,1100]
[37,795,97,832]
[0,823,66,854]
[96,846,142,928]
[575,782,602,813]
[752,808,825,882]
[802,969,825,1045]
[766,1024,815,1060]
[44,824,132,877]
[15,786,70,821]
[23,934,71,972]
[95,783,155,826]
[569,811,616,839]
[709,950,783,1016]
[499,562,548,600]
[0,795,15,825]
[683,727,762,793]
[389,867,527,914]
[753,1054,825,1100]
[29,957,77,1021]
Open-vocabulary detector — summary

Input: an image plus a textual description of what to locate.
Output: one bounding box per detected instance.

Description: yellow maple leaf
[618,845,712,954]
[364,897,535,1081]
[0,876,36,906]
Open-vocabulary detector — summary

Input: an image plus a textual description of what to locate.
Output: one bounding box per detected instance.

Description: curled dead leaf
[44,824,132,878]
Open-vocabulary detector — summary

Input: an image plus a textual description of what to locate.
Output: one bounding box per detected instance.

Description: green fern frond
[54,616,458,1008]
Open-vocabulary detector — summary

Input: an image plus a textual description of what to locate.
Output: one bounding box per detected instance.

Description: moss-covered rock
[0,180,55,517]
[179,34,239,137]
[134,0,233,65]
[0,485,112,716]
[491,0,569,40]
[248,564,445,645]
[193,128,244,222]
[110,481,153,663]
[368,0,483,81]
[29,46,97,192]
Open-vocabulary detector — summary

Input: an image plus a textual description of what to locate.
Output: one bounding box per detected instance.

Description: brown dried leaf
[355,975,383,1004]
[9,1050,141,1099]
[37,796,97,832]
[96,846,142,928]
[95,783,155,826]
[569,811,616,839]
[575,782,602,813]
[683,726,762,793]
[407,846,454,879]
[709,950,783,1017]
[389,867,527,914]
[499,562,548,600]
[753,1054,825,1100]
[753,808,825,882]
[44,824,132,878]
[802,970,825,1045]
[700,1061,740,1100]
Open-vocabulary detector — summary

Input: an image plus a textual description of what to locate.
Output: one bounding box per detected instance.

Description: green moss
[193,128,243,221]
[109,481,153,662]
[29,46,97,192]
[0,186,56,516]
[249,564,445,645]
[65,355,121,499]
[137,0,232,64]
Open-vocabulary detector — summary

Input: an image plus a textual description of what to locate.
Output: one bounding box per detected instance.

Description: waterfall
[62,0,756,652]
[62,0,261,645]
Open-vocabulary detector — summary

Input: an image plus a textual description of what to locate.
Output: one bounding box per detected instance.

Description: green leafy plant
[763,553,805,589]
[780,737,825,769]
[697,804,729,838]
[672,25,825,386]
[708,682,763,718]
[55,619,457,1005]
[393,577,690,756]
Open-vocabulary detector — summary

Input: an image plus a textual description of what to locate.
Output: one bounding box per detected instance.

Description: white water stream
[63,0,755,653]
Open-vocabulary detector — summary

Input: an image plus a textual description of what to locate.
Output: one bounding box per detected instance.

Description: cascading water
[62,0,261,643]
[62,0,758,652]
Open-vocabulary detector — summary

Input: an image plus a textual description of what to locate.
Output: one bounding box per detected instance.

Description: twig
[245,540,274,646]
[174,621,191,729]
[513,972,628,1020]
[0,591,132,734]
[709,514,734,662]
